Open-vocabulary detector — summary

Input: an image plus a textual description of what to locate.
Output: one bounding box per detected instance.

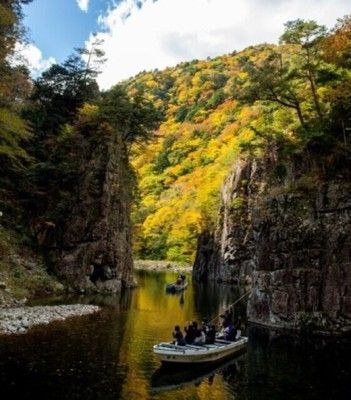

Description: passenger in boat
[205,324,216,344]
[224,323,237,341]
[194,326,206,345]
[172,325,186,346]
[184,320,197,344]
[176,273,186,285]
[201,318,209,333]
[217,319,237,341]
[234,316,242,340]
[220,308,233,328]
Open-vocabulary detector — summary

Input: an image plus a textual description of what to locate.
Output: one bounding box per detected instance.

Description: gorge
[193,154,351,334]
[1,4,350,337]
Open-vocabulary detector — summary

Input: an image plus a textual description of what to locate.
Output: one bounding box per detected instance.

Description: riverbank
[134,259,192,273]
[0,304,100,335]
[0,254,191,336]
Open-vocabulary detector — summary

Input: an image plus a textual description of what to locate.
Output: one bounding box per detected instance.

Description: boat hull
[153,337,248,365]
[165,282,188,293]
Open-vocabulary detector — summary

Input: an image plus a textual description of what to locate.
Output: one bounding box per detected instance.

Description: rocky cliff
[61,131,135,292]
[33,130,136,293]
[193,156,351,334]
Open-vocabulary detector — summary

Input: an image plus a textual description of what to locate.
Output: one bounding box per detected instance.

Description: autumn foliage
[1,5,350,266]
[127,17,351,263]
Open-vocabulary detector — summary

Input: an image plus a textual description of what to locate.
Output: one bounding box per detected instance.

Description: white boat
[153,336,248,365]
[165,281,188,293]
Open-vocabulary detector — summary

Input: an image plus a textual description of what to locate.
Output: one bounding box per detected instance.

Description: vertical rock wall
[193,159,262,283]
[57,131,135,292]
[193,157,351,333]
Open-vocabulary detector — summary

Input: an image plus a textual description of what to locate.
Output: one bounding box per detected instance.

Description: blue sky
[21,0,351,90]
[23,0,111,62]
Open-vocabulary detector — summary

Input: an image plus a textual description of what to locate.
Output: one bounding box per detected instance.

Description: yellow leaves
[238,105,260,125]
[191,73,202,87]
[78,103,99,119]
[0,107,28,140]
[131,142,161,171]
[160,118,182,135]
[165,163,183,179]
[169,210,202,240]
[129,47,307,262]
[139,174,161,192]
[207,103,227,126]
[207,100,237,129]
[131,90,245,261]
[240,127,255,142]
[166,211,202,260]
[209,108,227,127]
[220,122,240,142]
[136,194,158,218]
[143,205,173,236]
[127,36,351,261]
[75,103,100,133]
[237,70,248,81]
[176,83,190,103]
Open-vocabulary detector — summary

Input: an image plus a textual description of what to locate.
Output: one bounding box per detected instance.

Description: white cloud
[76,0,89,13]
[89,0,351,89]
[13,43,56,77]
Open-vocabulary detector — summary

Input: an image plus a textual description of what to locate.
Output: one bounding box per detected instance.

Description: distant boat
[165,280,188,293]
[153,336,248,365]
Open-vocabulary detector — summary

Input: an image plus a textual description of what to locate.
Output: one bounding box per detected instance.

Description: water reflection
[0,270,350,400]
[150,354,245,393]
[192,280,248,325]
[245,327,351,400]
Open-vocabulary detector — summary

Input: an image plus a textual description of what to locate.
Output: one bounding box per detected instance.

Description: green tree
[78,34,106,81]
[20,46,103,227]
[235,20,331,132]
[25,52,100,146]
[235,47,307,127]
[98,85,161,145]
[0,0,32,65]
[279,19,328,121]
[320,15,351,144]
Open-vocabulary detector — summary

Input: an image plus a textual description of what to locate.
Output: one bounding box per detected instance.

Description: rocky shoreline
[0,304,100,335]
[134,259,192,273]
[0,259,190,337]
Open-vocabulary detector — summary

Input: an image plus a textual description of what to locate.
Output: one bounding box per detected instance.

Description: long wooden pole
[208,289,252,325]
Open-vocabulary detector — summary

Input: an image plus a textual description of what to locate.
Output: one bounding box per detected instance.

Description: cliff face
[34,130,135,293]
[59,132,135,292]
[193,159,260,283]
[193,157,351,333]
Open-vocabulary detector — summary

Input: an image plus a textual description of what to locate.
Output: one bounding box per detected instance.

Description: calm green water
[0,270,350,400]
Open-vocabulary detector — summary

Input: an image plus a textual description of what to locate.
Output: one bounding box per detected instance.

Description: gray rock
[193,157,351,335]
[0,304,100,335]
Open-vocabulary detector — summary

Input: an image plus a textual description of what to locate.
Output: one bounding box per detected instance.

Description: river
[0,270,350,399]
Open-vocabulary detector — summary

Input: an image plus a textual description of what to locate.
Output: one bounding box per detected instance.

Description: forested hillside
[127,17,351,263]
[127,55,243,262]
